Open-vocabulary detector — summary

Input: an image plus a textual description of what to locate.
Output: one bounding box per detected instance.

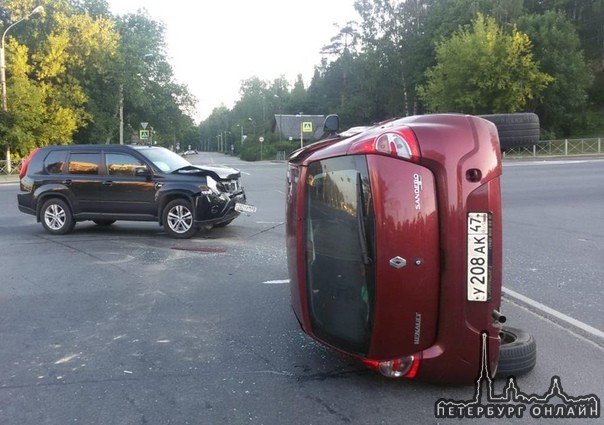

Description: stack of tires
[479,113,540,150]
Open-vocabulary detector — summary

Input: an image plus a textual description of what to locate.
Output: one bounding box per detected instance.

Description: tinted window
[106,153,146,176]
[68,153,101,175]
[44,150,67,174]
[305,156,375,355]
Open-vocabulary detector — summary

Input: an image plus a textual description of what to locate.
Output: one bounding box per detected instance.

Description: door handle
[102,181,113,186]
[62,179,72,186]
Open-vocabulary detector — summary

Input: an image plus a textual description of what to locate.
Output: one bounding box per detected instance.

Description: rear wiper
[356,173,372,265]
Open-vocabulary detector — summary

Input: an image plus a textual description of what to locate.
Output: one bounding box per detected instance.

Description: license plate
[467,212,491,302]
[235,203,257,215]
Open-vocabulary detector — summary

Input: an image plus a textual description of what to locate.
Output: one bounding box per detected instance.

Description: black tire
[40,198,75,235]
[496,326,537,378]
[93,219,116,226]
[479,113,540,149]
[162,199,197,239]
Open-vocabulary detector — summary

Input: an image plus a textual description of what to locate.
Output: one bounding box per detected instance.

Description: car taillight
[19,148,40,179]
[348,127,421,162]
[362,353,421,379]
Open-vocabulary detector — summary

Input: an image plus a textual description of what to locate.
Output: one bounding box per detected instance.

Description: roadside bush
[239,136,299,161]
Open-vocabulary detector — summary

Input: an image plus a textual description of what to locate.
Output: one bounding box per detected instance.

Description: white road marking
[503,287,604,340]
[504,159,604,167]
[262,279,289,285]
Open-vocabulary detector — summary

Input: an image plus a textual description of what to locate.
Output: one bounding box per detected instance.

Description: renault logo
[389,256,407,269]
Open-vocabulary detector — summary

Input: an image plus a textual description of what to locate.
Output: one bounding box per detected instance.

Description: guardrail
[504,138,603,158]
[0,159,22,175]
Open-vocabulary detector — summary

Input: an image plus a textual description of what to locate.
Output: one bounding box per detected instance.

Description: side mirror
[323,114,339,134]
[135,167,152,177]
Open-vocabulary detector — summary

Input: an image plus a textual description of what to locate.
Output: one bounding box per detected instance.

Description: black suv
[17,144,254,238]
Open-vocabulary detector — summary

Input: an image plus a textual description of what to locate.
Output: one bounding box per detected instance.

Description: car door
[65,151,104,214]
[98,152,157,217]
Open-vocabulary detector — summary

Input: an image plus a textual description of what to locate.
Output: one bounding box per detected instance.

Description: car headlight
[200,176,220,195]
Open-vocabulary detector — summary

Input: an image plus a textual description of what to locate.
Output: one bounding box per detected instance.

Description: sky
[106,0,359,122]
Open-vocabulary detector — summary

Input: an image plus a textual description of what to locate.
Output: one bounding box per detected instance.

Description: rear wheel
[163,199,197,239]
[496,326,537,378]
[479,113,540,149]
[40,198,75,235]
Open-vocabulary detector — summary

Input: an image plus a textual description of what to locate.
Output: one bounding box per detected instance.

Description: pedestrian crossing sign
[139,129,150,140]
[302,122,313,133]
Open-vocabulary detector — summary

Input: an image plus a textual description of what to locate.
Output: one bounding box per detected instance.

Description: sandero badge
[286,113,539,384]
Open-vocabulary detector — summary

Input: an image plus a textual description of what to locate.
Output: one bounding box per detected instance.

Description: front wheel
[40,198,75,235]
[163,199,197,239]
[496,326,537,378]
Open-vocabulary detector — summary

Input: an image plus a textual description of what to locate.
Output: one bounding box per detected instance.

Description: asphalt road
[0,153,602,425]
[502,159,604,331]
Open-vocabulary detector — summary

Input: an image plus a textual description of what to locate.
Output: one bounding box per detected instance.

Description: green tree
[418,14,552,114]
[1,1,120,157]
[111,12,196,146]
[517,11,593,136]
[1,0,197,159]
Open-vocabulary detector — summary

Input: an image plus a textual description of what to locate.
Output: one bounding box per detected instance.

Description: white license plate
[467,212,491,302]
[235,203,257,214]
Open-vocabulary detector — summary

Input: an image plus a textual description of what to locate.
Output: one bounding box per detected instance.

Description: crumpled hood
[174,164,240,180]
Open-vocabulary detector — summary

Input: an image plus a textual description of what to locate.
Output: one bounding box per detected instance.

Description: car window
[68,152,101,175]
[44,150,67,174]
[106,153,146,176]
[136,147,190,173]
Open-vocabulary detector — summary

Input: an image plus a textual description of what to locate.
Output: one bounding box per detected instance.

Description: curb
[0,175,19,184]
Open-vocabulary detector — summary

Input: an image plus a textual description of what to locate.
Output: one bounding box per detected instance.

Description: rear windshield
[305,156,375,355]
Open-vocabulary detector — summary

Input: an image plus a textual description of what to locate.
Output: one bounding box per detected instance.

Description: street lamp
[237,124,243,144]
[298,112,304,149]
[274,94,282,143]
[1,5,43,172]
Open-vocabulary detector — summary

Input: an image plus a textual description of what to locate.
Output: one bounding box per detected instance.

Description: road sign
[259,136,264,143]
[302,122,313,133]
[139,129,150,140]
[141,122,149,129]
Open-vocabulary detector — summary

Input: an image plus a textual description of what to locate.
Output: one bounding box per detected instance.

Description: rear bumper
[17,193,35,216]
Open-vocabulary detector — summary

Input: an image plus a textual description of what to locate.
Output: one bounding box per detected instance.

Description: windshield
[135,146,191,173]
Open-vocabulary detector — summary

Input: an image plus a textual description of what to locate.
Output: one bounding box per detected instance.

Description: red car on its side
[286,113,537,384]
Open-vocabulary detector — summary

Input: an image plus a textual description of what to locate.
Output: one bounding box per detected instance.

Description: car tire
[163,199,197,239]
[40,198,75,235]
[479,113,540,149]
[93,219,116,226]
[496,326,537,378]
